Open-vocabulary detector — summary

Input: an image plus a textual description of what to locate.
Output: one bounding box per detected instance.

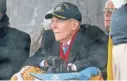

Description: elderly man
[110,0,127,80]
[104,0,114,80]
[104,0,114,32]
[0,0,31,80]
[11,2,108,80]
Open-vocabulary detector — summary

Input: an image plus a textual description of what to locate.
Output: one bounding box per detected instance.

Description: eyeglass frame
[103,8,114,14]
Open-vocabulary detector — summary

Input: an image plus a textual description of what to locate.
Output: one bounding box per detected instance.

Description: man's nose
[104,11,111,17]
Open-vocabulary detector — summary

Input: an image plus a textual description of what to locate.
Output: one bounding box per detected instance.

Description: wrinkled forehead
[105,0,114,8]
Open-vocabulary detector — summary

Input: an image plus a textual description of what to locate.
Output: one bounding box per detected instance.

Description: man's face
[51,17,77,43]
[104,0,114,30]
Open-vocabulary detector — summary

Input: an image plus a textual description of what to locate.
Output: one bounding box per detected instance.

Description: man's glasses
[103,8,114,14]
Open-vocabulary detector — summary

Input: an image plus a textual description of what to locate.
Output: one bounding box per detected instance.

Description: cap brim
[45,13,68,20]
[45,13,53,19]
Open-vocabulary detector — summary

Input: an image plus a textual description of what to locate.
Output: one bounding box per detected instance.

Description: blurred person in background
[0,0,31,79]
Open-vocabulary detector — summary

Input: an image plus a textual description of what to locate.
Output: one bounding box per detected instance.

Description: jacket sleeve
[23,47,46,66]
[74,26,108,72]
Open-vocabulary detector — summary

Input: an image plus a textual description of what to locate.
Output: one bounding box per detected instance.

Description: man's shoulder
[81,24,104,34]
[80,24,108,41]
[8,27,30,39]
[81,24,106,36]
[7,27,31,43]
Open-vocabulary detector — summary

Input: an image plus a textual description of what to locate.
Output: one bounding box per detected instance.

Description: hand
[45,56,69,73]
[53,63,75,73]
[68,63,77,71]
[47,65,70,73]
[46,56,64,66]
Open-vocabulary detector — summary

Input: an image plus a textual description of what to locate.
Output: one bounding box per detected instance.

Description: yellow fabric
[90,69,104,80]
[11,66,45,81]
[107,36,114,80]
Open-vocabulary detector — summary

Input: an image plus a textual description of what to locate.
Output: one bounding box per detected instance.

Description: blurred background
[6,0,107,55]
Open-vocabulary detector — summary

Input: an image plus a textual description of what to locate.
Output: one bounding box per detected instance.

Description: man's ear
[72,20,80,30]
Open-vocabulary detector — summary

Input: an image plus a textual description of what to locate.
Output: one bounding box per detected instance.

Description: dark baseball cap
[45,2,82,22]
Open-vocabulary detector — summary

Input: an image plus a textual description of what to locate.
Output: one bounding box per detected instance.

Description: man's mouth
[105,20,110,22]
[54,32,60,34]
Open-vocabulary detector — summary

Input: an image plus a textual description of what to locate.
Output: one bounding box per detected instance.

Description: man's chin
[55,37,65,43]
[104,25,110,31]
[104,21,110,25]
[104,24,110,28]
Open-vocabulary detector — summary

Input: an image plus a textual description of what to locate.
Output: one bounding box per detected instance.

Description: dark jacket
[0,14,31,80]
[24,24,108,78]
[110,3,127,45]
